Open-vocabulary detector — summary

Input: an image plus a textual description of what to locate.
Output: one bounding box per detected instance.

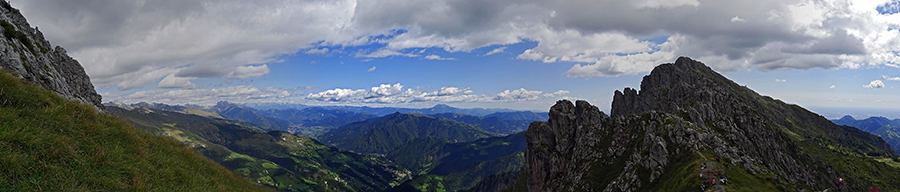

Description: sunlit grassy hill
[0,71,268,191]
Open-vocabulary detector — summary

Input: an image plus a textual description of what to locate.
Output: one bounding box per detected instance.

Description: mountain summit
[510,57,899,191]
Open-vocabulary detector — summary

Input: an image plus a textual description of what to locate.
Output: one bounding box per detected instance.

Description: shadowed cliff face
[0,2,102,111]
[518,57,899,192]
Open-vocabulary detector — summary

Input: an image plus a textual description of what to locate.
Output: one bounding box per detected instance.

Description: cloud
[158,74,199,89]
[225,64,270,79]
[883,75,900,81]
[305,84,561,103]
[483,47,506,56]
[358,49,419,58]
[864,80,885,88]
[542,90,570,97]
[494,88,542,101]
[103,85,293,105]
[368,66,377,72]
[830,85,836,89]
[14,0,900,85]
[13,0,358,90]
[424,54,456,60]
[305,48,329,55]
[776,79,787,82]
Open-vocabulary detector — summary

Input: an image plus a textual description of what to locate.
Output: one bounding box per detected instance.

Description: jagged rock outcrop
[0,2,103,111]
[525,100,704,191]
[103,100,134,111]
[517,57,899,192]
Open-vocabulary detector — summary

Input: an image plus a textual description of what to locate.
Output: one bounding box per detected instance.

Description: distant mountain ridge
[319,112,500,154]
[833,115,900,154]
[431,113,534,135]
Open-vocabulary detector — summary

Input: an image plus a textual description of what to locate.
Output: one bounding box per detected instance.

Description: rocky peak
[103,100,133,111]
[0,2,103,111]
[515,57,897,191]
[611,56,747,118]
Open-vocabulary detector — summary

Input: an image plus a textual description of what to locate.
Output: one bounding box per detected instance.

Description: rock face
[517,57,899,191]
[0,2,102,111]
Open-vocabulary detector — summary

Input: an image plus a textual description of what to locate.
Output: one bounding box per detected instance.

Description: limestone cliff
[513,57,899,192]
[0,2,102,111]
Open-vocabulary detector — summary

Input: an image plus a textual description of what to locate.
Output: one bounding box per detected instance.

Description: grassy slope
[109,106,411,191]
[0,71,267,191]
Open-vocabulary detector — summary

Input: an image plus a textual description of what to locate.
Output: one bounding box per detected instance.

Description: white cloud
[103,85,293,106]
[424,54,456,60]
[368,66,377,72]
[305,48,329,55]
[14,0,900,85]
[776,79,787,82]
[864,80,885,88]
[158,74,199,89]
[483,47,506,56]
[225,64,270,79]
[14,0,359,90]
[305,84,560,103]
[883,75,900,81]
[542,90,570,97]
[517,29,653,64]
[357,49,419,58]
[494,88,542,101]
[830,85,836,89]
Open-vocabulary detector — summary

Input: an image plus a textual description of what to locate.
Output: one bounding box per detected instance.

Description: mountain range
[106,105,410,191]
[833,115,900,154]
[319,113,501,154]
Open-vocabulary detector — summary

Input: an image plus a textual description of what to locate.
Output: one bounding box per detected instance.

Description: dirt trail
[698,159,726,192]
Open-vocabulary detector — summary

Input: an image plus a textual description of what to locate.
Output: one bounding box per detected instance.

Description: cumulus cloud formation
[425,54,456,60]
[306,84,568,103]
[830,85,836,89]
[13,0,900,88]
[368,66,376,72]
[776,79,787,82]
[14,0,357,90]
[864,80,885,88]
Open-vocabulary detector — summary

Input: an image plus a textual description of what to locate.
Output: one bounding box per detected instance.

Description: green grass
[0,71,268,191]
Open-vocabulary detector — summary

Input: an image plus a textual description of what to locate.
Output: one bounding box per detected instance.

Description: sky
[9,0,900,118]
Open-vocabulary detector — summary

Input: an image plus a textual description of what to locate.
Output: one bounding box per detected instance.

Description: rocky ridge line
[0,2,103,111]
[518,57,896,191]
